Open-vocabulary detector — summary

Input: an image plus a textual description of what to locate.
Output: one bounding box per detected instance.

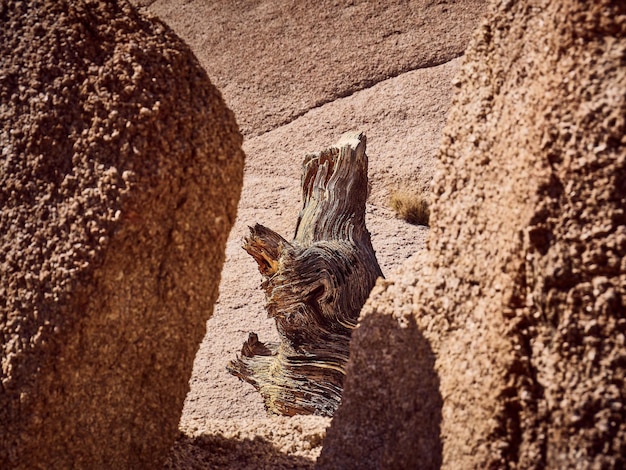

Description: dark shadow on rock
[164,432,315,470]
[317,311,443,469]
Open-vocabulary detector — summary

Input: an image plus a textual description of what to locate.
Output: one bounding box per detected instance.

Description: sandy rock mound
[138,0,488,137]
[321,0,626,468]
[0,0,243,468]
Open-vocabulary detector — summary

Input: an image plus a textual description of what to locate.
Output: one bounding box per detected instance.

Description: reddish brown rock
[135,0,489,137]
[320,0,626,468]
[0,0,244,468]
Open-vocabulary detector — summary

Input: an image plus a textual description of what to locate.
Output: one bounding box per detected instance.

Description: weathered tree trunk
[227,132,383,416]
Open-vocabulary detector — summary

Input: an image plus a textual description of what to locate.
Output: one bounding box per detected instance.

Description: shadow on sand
[164,432,315,470]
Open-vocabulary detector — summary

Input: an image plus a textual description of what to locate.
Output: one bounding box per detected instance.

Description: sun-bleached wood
[227,132,383,416]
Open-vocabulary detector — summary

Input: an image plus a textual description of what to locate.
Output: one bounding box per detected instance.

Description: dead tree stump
[227,132,383,416]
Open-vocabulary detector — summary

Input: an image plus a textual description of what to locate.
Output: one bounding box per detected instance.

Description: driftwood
[227,132,383,416]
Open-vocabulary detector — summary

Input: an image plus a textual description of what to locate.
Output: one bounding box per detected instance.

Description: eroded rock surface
[320,0,626,468]
[0,0,244,468]
[136,0,488,137]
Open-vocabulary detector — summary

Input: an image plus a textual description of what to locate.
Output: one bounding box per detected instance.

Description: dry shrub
[389,189,430,226]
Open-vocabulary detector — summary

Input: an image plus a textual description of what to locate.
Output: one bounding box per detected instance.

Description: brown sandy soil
[131,0,489,466]
[167,416,330,470]
[164,59,459,468]
[184,57,459,422]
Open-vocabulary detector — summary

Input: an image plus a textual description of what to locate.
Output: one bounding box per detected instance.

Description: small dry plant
[389,188,430,226]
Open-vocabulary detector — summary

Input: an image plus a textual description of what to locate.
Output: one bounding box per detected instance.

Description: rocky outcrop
[134,0,489,137]
[320,0,626,468]
[0,1,244,468]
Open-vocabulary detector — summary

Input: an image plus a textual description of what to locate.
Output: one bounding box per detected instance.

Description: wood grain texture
[228,132,383,416]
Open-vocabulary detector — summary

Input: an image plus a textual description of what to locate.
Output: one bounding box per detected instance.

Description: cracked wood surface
[227,132,383,416]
